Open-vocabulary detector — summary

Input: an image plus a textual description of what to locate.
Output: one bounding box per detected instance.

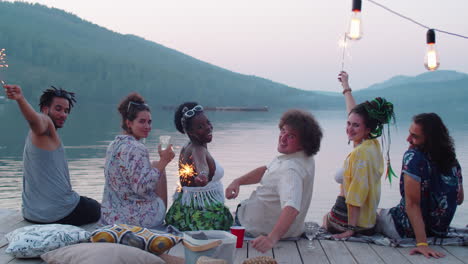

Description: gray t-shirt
[22,133,80,222]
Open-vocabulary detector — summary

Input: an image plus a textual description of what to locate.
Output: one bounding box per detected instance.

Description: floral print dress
[389,148,462,237]
[100,135,165,229]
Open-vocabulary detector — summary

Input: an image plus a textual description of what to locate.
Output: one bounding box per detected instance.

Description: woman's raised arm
[338,71,356,114]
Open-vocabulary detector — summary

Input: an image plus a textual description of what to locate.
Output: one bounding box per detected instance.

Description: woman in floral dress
[100,93,175,228]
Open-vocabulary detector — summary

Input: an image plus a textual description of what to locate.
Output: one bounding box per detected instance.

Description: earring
[347,140,350,145]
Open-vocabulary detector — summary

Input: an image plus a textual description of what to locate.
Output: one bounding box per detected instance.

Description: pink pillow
[41,243,165,264]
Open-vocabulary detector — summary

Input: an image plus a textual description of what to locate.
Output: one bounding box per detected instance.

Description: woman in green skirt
[165,102,233,231]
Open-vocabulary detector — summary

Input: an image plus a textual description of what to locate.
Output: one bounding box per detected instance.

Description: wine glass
[305,222,320,250]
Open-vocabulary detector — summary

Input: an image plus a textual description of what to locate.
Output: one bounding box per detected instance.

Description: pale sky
[14,0,468,91]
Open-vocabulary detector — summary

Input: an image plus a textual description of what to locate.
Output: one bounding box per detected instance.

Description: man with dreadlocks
[3,84,100,225]
[375,113,464,259]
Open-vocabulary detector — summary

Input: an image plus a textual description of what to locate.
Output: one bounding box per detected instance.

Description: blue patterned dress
[389,148,462,237]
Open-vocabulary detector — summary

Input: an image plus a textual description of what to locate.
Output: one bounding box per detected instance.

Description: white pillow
[6,224,90,258]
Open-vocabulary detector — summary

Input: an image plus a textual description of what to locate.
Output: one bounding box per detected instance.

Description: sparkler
[339,33,348,71]
[0,48,8,85]
[178,160,197,188]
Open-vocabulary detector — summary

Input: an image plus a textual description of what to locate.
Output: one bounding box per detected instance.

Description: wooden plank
[370,244,411,264]
[320,240,357,264]
[0,247,14,264]
[442,246,468,264]
[398,246,464,264]
[0,210,16,220]
[0,239,9,249]
[297,239,329,264]
[1,220,35,241]
[0,212,33,264]
[0,212,25,234]
[247,241,273,258]
[273,241,302,264]
[344,241,385,264]
[233,242,248,264]
[0,215,32,249]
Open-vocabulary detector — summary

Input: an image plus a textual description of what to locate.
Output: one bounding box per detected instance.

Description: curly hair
[413,113,457,173]
[117,92,150,133]
[350,97,395,139]
[39,86,76,112]
[278,109,323,156]
[174,102,202,134]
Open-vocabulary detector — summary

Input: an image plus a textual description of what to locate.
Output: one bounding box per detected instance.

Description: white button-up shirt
[237,151,315,238]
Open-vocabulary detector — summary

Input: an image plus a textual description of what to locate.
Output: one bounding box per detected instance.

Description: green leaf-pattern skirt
[165,195,233,231]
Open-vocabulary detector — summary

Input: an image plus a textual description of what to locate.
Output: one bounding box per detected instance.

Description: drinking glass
[305,222,320,250]
[159,135,171,150]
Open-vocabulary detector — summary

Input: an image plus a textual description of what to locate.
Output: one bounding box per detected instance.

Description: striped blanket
[315,224,468,247]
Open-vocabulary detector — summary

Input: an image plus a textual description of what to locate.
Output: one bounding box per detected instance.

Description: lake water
[0,102,467,227]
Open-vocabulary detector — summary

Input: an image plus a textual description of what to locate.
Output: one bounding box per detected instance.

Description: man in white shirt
[225,109,323,253]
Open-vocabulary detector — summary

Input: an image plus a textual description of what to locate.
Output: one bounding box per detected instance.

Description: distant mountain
[1,2,466,113]
[355,72,468,114]
[366,70,468,90]
[0,2,340,109]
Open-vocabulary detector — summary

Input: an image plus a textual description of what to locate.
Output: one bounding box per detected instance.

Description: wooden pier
[0,209,466,264]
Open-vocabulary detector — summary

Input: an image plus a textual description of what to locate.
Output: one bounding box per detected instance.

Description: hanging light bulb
[347,0,363,40]
[424,29,440,71]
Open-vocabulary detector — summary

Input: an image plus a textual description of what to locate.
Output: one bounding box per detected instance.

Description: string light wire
[366,0,468,39]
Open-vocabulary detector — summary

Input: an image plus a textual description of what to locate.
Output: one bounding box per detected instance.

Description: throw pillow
[90,224,181,255]
[41,243,165,264]
[5,224,90,258]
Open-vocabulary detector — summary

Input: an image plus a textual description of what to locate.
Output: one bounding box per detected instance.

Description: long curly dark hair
[413,113,457,173]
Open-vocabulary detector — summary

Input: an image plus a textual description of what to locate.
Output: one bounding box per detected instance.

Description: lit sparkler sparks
[178,161,197,188]
[338,33,348,71]
[0,48,8,85]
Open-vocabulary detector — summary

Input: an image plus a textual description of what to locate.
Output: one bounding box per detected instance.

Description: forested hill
[354,71,468,113]
[0,1,340,108]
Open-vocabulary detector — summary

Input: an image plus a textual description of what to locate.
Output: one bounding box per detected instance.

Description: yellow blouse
[343,139,383,228]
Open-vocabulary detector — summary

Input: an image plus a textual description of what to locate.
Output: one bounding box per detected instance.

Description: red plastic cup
[230,226,245,248]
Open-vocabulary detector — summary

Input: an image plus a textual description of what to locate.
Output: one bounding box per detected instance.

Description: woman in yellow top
[322,71,395,239]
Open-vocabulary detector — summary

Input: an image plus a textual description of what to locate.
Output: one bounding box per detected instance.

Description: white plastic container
[183,230,236,264]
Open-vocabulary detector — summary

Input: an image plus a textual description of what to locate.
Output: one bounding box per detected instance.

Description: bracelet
[416,242,428,247]
[342,88,352,95]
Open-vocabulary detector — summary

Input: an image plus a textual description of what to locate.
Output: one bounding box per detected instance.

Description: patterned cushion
[5,224,90,258]
[90,224,181,255]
